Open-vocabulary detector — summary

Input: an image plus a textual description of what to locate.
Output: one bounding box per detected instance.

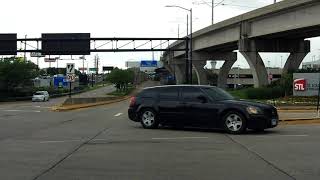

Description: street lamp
[166,5,193,84]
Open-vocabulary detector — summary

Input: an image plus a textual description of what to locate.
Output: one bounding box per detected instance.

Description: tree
[280,73,293,97]
[106,68,134,91]
[0,57,39,94]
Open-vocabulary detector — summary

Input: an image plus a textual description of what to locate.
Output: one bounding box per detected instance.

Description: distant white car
[32,91,50,102]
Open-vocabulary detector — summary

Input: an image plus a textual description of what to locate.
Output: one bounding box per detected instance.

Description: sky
[1,0,320,72]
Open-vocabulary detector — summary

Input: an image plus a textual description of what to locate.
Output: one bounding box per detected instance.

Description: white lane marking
[152,137,209,140]
[91,139,109,141]
[280,135,308,137]
[40,140,84,143]
[2,110,41,113]
[114,113,123,117]
[253,134,308,138]
[39,139,110,144]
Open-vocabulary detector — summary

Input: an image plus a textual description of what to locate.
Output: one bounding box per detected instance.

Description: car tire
[223,111,247,134]
[140,109,159,129]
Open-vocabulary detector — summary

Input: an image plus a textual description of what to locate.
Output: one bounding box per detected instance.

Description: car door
[180,87,218,127]
[157,86,182,124]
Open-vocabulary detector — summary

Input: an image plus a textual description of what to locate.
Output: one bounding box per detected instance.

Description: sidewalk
[277,105,318,110]
[279,111,319,121]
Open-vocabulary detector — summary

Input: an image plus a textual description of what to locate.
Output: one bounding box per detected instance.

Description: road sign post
[66,63,75,98]
[69,82,72,98]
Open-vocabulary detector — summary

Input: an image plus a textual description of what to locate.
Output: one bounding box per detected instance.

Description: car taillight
[129,96,136,107]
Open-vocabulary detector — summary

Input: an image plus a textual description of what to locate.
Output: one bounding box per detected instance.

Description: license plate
[271,119,278,126]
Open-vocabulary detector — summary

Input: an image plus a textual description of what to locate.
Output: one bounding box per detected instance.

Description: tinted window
[181,87,206,102]
[34,92,44,95]
[159,87,179,100]
[201,87,234,101]
[138,89,156,98]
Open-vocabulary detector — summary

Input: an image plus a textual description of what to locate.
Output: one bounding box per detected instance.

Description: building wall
[212,68,283,86]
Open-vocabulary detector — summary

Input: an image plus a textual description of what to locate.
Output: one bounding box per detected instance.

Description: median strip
[52,96,131,112]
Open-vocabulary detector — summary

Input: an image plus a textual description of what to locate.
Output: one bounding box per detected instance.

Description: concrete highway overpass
[162,0,320,88]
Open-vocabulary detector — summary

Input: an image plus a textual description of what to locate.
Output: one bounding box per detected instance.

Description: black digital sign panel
[0,34,17,55]
[42,33,90,55]
[103,66,114,71]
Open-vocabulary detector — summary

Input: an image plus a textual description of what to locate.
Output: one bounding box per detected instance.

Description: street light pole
[189,8,193,84]
[165,5,193,84]
[212,0,214,24]
[24,35,27,61]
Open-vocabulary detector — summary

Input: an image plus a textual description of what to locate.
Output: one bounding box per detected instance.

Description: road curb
[277,109,316,112]
[280,117,320,122]
[279,118,320,125]
[52,96,131,112]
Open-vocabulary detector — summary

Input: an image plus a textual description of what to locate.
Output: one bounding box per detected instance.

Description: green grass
[107,87,135,97]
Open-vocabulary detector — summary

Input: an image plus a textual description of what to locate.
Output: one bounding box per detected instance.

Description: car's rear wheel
[223,111,246,134]
[140,109,159,129]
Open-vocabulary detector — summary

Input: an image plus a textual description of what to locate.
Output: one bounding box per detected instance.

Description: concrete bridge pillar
[239,39,269,87]
[163,61,174,77]
[218,59,236,89]
[174,64,186,84]
[283,52,308,74]
[193,61,208,85]
[282,40,310,74]
[240,51,269,87]
[193,51,237,88]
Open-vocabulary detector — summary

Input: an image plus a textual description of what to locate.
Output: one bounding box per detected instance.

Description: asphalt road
[1,95,320,180]
[0,84,116,114]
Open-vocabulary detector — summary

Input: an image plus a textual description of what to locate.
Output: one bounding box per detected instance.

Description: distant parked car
[128,85,278,134]
[32,91,50,102]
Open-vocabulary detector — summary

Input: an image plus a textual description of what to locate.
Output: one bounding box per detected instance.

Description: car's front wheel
[140,109,159,129]
[223,111,246,134]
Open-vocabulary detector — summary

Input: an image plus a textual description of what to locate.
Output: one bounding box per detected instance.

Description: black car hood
[221,99,274,109]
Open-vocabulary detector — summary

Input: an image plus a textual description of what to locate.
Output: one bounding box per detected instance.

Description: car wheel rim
[142,111,155,127]
[225,114,243,132]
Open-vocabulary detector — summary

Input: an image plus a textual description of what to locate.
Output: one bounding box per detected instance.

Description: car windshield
[34,92,44,95]
[201,87,234,101]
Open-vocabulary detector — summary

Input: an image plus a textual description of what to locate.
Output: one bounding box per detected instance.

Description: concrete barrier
[62,97,119,105]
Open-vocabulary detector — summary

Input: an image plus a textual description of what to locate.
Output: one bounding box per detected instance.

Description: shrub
[245,86,285,99]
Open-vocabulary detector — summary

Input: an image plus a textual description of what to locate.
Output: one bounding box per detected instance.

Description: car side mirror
[197,95,208,103]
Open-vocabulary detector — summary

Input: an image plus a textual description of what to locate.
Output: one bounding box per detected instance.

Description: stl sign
[294,78,306,91]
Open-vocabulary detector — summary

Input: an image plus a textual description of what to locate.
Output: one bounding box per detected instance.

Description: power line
[193,1,259,9]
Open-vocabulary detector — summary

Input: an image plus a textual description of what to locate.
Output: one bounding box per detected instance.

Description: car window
[138,89,156,98]
[181,87,206,103]
[159,87,179,100]
[34,92,43,95]
[201,87,234,101]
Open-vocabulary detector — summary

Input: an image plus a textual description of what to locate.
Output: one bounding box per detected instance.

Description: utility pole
[189,8,193,84]
[186,14,189,84]
[36,41,39,67]
[95,54,99,75]
[83,56,85,74]
[212,0,214,24]
[24,35,27,61]
[274,0,276,3]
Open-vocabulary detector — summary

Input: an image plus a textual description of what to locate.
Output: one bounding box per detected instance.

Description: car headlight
[246,106,262,114]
